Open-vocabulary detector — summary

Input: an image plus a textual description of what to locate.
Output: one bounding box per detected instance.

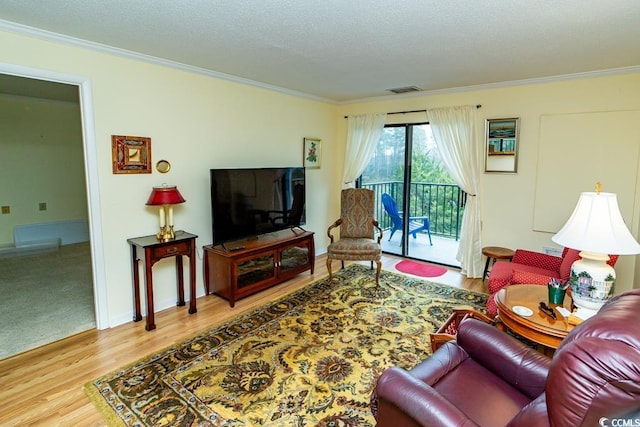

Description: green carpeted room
[1,1,640,425]
[0,242,95,359]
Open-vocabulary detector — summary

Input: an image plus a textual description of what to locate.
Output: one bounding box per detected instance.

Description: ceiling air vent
[387,86,423,94]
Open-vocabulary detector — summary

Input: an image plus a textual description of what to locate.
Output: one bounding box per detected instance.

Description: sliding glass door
[405,124,432,260]
[361,125,406,256]
[360,123,462,267]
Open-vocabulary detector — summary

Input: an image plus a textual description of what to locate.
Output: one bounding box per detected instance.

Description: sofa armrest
[375,367,479,427]
[457,319,551,399]
[512,249,562,272]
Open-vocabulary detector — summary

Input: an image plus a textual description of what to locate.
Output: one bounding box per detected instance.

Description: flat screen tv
[210,167,306,246]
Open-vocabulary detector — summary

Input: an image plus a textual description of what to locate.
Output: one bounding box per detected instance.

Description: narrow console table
[204,228,315,307]
[128,231,198,330]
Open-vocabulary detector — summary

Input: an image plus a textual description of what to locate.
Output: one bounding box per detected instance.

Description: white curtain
[342,113,387,186]
[427,105,484,277]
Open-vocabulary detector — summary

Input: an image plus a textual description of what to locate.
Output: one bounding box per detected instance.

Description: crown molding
[0,19,335,104]
[3,19,638,106]
[340,65,640,105]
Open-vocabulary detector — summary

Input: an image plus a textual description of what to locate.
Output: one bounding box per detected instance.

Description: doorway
[0,74,94,357]
[360,123,463,267]
[0,63,108,354]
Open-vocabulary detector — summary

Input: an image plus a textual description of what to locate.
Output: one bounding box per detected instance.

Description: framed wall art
[303,137,321,169]
[111,135,152,174]
[484,118,519,173]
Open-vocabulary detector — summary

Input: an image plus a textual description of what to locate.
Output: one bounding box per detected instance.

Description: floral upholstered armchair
[486,247,618,318]
[326,188,383,285]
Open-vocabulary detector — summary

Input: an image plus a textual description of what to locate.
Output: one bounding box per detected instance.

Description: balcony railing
[361,181,467,240]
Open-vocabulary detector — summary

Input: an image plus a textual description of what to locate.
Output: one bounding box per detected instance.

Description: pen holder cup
[548,285,566,305]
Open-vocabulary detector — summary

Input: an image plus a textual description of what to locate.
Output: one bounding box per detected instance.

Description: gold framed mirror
[156,159,171,174]
[111,135,152,174]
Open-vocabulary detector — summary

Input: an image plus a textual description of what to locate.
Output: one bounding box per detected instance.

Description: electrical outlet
[1,206,9,214]
[543,246,563,257]
[39,202,47,211]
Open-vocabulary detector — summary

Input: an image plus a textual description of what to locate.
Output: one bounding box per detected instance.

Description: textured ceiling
[1,0,640,102]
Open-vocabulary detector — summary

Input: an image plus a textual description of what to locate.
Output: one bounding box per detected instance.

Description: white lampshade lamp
[552,184,640,314]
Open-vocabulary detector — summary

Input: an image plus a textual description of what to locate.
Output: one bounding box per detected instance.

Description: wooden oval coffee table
[495,284,575,349]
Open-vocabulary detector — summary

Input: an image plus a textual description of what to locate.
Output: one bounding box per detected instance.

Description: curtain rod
[344,104,482,119]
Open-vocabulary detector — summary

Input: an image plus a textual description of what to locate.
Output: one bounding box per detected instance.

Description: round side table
[482,246,515,280]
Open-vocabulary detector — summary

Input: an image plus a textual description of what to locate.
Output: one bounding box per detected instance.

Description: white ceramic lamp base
[570,251,615,314]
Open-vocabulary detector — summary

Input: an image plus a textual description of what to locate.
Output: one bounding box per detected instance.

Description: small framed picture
[485,118,519,173]
[111,135,152,174]
[303,137,321,169]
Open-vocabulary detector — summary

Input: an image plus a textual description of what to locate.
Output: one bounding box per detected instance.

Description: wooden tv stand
[203,228,315,307]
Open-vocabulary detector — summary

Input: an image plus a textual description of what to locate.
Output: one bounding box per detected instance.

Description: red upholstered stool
[482,246,514,281]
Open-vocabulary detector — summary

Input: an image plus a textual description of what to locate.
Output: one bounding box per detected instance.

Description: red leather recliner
[373,289,640,427]
[486,248,618,318]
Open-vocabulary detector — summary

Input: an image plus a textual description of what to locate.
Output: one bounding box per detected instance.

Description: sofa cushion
[431,358,531,427]
[512,249,562,271]
[512,264,560,278]
[327,238,381,260]
[488,262,559,294]
[511,270,552,285]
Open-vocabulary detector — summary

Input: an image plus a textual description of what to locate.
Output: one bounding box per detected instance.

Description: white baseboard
[108,291,207,328]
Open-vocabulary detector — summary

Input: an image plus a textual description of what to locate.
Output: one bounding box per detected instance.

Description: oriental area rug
[84,264,487,426]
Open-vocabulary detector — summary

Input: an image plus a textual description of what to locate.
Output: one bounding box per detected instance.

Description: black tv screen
[210,167,306,246]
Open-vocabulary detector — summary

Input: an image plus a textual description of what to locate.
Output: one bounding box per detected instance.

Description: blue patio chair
[381,193,432,246]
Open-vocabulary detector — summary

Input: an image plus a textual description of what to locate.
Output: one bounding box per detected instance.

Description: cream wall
[3,27,639,328]
[1,30,341,326]
[336,72,640,293]
[0,95,87,243]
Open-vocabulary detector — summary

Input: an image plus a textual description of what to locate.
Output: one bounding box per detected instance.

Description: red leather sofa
[486,247,618,318]
[372,289,640,426]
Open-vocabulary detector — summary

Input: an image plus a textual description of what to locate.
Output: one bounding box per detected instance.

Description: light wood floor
[0,254,484,427]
